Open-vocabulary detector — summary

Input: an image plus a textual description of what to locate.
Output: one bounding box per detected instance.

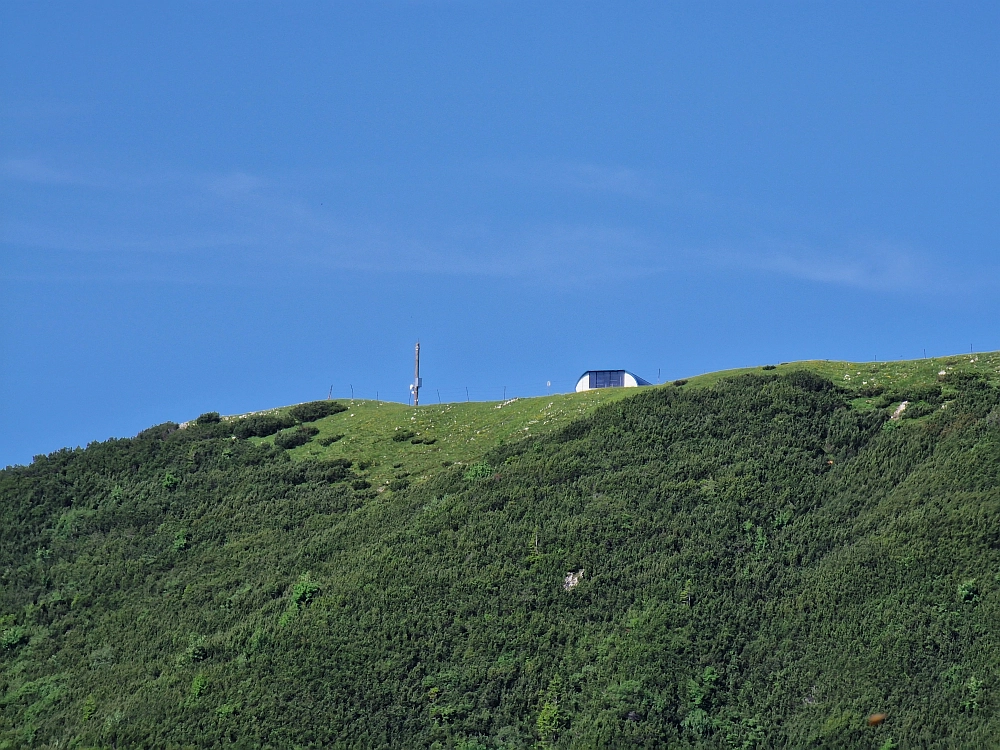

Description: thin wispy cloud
[703,240,989,294]
[1,158,99,187]
[4,157,982,293]
[487,159,658,199]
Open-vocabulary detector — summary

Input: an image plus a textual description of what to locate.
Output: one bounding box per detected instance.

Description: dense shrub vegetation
[1,370,999,747]
[288,401,348,423]
[232,413,293,439]
[274,425,319,450]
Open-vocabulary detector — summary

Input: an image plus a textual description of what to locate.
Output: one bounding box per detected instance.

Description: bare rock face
[563,569,584,591]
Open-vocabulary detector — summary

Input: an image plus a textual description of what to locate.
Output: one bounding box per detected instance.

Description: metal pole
[413,342,421,406]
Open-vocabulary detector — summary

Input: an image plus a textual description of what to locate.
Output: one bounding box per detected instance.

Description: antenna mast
[411,341,422,406]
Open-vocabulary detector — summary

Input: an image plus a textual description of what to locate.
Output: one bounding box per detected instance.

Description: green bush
[463,462,493,481]
[288,401,348,423]
[233,413,294,439]
[318,433,345,446]
[392,430,417,442]
[0,626,27,651]
[388,478,409,492]
[195,412,221,424]
[274,426,319,450]
[901,401,937,419]
[290,573,321,608]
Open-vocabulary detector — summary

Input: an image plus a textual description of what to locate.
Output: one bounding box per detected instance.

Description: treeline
[1,374,998,748]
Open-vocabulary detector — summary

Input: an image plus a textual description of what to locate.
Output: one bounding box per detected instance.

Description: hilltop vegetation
[2,355,1000,748]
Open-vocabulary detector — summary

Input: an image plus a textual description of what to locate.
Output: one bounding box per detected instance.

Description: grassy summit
[2,353,1000,748]
[236,387,636,492]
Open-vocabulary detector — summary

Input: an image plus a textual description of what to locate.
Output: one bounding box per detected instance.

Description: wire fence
[323,382,586,406]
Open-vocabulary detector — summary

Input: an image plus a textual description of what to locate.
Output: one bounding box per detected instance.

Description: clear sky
[3,2,999,467]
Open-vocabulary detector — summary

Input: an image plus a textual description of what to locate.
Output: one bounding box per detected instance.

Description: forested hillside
[2,360,1000,748]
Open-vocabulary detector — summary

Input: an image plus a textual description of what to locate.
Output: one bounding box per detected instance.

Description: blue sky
[3,2,999,466]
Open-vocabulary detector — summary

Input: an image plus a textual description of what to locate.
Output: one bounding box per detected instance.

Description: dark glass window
[589,370,625,388]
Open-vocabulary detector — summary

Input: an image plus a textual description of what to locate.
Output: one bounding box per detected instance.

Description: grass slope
[243,388,636,492]
[684,351,1000,393]
[2,353,999,748]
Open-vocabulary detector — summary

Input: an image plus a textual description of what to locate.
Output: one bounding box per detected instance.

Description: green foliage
[958,579,979,603]
[274,425,319,449]
[195,412,221,424]
[185,673,208,707]
[161,471,180,490]
[288,400,348,423]
[0,626,27,651]
[232,413,294,439]
[681,708,711,738]
[183,635,208,663]
[901,401,937,419]
[2,358,1000,747]
[961,676,983,713]
[290,573,320,608]
[392,429,417,442]
[463,461,493,481]
[317,433,344,446]
[535,675,564,748]
[80,694,96,723]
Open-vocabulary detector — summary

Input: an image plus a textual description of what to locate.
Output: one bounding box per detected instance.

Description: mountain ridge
[2,352,999,748]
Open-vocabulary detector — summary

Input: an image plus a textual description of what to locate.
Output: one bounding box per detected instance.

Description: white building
[575,370,652,392]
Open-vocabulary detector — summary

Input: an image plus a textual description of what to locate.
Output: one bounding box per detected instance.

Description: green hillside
[3,354,1000,748]
[229,387,636,493]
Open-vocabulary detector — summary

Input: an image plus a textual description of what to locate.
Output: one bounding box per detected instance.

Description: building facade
[575,370,652,392]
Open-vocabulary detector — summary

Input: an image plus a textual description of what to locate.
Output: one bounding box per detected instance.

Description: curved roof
[576,369,652,386]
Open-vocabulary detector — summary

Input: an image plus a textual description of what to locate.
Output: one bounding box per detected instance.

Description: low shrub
[316,458,351,482]
[673,379,688,387]
[902,402,937,420]
[136,422,179,440]
[233,414,294,439]
[289,401,348,423]
[0,627,27,651]
[318,433,345,446]
[874,384,943,409]
[464,462,493,481]
[388,478,409,492]
[392,430,417,442]
[290,573,321,608]
[275,426,319,450]
[762,365,776,371]
[195,412,221,425]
